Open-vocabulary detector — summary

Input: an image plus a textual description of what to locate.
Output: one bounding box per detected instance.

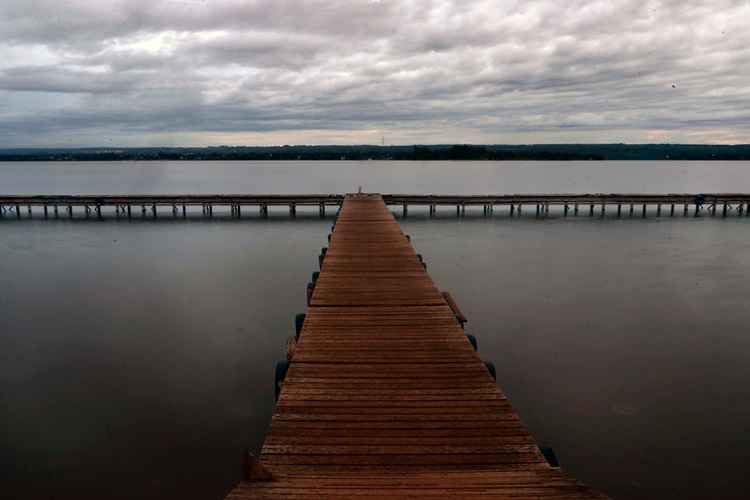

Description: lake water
[2,161,750,500]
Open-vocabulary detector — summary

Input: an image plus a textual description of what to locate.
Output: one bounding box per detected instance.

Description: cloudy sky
[1,0,749,147]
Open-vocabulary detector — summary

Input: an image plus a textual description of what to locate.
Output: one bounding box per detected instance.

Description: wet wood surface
[225,193,609,499]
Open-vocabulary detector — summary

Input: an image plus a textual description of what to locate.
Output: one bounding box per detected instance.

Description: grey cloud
[0,0,749,146]
[0,66,142,94]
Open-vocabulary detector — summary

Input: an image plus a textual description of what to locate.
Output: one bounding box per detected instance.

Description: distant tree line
[1,144,749,161]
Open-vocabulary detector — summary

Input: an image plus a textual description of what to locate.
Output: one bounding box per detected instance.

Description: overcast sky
[1,0,748,147]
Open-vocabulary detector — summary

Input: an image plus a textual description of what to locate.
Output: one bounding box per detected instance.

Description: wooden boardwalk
[226,193,608,499]
[3,192,750,220]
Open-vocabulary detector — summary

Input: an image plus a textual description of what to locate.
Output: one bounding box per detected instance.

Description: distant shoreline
[1,144,750,161]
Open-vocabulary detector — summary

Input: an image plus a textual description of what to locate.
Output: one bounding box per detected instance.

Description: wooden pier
[2,193,750,220]
[226,193,608,499]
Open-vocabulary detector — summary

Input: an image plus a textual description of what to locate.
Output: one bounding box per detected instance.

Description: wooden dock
[226,193,608,499]
[2,193,750,219]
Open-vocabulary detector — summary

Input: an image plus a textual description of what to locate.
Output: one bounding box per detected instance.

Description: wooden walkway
[226,193,608,499]
[3,193,750,220]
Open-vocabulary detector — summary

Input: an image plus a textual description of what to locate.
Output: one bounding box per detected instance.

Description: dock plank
[225,193,608,499]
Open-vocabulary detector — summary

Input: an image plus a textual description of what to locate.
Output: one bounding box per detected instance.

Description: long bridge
[2,193,750,219]
[225,193,609,499]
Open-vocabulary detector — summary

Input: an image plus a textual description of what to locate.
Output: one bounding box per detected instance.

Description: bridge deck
[226,193,608,499]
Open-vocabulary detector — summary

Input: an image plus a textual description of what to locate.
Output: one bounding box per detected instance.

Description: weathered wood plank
[224,193,608,499]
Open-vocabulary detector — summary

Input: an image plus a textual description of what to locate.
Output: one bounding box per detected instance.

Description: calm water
[3,160,750,194]
[3,161,750,499]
